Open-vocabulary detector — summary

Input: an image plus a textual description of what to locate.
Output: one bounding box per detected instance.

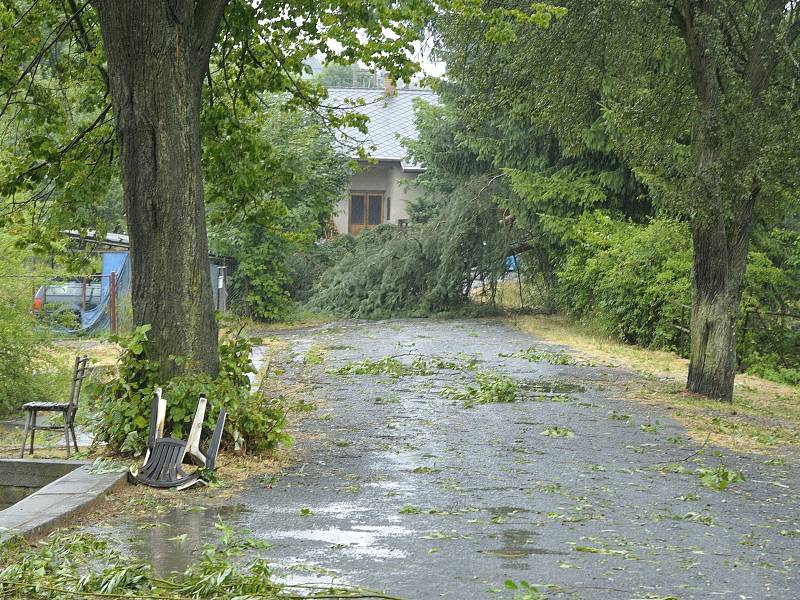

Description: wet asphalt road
[96,319,800,599]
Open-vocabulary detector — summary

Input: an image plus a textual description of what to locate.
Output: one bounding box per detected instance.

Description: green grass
[506,312,800,454]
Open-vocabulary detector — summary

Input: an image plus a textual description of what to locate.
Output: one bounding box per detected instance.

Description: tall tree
[1,0,430,378]
[94,2,226,376]
[433,0,800,400]
[205,95,351,320]
[669,2,800,400]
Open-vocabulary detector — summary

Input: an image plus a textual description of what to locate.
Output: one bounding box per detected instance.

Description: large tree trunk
[687,188,756,401]
[95,1,226,378]
[687,217,746,401]
[680,1,742,402]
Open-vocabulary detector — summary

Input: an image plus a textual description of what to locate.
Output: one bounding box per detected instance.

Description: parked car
[33,280,101,321]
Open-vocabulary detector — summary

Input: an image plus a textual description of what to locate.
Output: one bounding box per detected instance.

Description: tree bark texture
[687,212,753,402]
[94,0,227,378]
[680,1,759,401]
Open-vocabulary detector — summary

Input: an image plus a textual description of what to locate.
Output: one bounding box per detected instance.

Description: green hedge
[556,213,691,349]
[555,213,799,385]
[0,234,67,416]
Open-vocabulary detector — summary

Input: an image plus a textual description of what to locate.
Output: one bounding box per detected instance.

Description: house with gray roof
[325,83,437,235]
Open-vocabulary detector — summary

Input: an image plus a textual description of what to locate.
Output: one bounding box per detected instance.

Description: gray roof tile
[325,87,438,171]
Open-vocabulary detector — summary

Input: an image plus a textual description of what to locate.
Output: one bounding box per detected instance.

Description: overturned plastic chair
[133,388,227,490]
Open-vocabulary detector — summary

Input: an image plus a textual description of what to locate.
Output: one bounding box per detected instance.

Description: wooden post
[218,266,227,312]
[215,266,222,310]
[81,276,87,314]
[109,271,117,334]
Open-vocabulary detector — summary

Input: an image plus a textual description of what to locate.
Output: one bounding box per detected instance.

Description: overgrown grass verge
[507,313,800,454]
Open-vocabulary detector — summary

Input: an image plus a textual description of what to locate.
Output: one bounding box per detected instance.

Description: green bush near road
[555,213,799,385]
[91,325,289,456]
[0,234,68,416]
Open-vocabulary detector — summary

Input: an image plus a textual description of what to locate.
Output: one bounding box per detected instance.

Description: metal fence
[2,261,233,335]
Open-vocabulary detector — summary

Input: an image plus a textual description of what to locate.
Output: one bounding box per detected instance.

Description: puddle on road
[268,525,410,559]
[483,528,568,563]
[385,449,430,473]
[306,501,372,518]
[364,479,416,498]
[112,504,250,576]
[486,506,530,517]
[520,381,586,394]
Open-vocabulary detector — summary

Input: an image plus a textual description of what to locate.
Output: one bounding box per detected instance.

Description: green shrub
[91,325,290,456]
[742,352,800,386]
[556,213,692,349]
[0,234,67,416]
[554,213,798,385]
[736,247,799,384]
[0,302,45,415]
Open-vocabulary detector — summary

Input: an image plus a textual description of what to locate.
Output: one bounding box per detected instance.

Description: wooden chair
[19,355,90,458]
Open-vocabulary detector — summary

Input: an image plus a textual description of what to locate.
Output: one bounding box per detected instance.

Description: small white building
[326,85,437,236]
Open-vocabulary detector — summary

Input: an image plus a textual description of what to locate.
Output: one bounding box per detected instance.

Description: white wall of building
[332,161,424,234]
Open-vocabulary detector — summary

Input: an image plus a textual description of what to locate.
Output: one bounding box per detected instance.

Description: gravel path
[98,318,800,599]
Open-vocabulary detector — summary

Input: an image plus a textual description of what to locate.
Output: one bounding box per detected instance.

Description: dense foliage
[317,63,381,88]
[416,1,800,392]
[205,99,350,320]
[0,0,430,235]
[91,325,289,456]
[737,225,800,384]
[305,93,520,316]
[556,214,799,386]
[0,0,435,378]
[306,2,799,389]
[308,174,516,317]
[0,233,68,416]
[556,214,692,349]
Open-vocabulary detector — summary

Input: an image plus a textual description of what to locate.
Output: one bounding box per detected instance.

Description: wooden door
[349,193,384,235]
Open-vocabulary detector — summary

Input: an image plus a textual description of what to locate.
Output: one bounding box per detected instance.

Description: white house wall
[332,162,425,235]
[388,166,423,222]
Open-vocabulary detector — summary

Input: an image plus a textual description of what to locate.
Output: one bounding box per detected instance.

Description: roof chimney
[383,75,396,97]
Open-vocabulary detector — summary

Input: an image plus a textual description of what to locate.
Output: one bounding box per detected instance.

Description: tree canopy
[0,0,433,376]
[428,0,800,400]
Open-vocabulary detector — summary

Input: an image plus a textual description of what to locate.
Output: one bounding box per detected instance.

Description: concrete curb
[0,459,128,542]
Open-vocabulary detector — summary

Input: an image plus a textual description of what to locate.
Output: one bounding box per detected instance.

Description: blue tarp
[81,252,131,331]
[505,255,517,272]
[65,253,224,332]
